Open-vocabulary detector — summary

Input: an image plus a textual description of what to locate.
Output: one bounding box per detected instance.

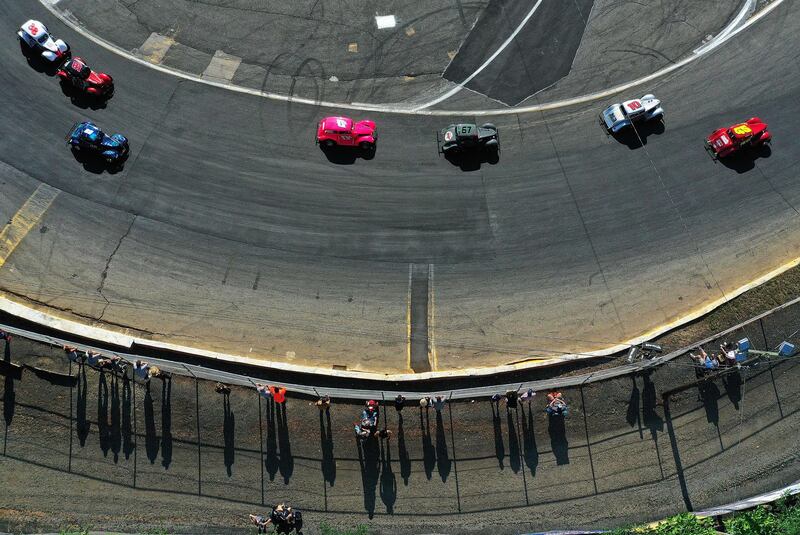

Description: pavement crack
[97,215,138,320]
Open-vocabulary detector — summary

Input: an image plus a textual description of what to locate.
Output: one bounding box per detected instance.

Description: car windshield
[36,33,49,44]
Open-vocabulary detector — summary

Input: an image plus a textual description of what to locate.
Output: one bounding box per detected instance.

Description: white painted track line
[37,0,785,116]
[411,0,545,111]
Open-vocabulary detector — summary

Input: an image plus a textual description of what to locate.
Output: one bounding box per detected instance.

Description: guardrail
[3,293,800,399]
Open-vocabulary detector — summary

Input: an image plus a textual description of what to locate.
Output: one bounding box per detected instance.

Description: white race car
[18,20,70,63]
[600,94,663,134]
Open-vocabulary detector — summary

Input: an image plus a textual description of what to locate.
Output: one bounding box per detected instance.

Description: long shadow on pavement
[491,401,505,469]
[356,436,380,518]
[421,407,435,479]
[122,375,134,459]
[519,404,538,477]
[277,402,293,484]
[397,412,411,485]
[320,407,336,486]
[507,408,521,474]
[76,365,89,447]
[435,409,451,482]
[548,414,569,466]
[144,381,159,463]
[379,438,397,513]
[223,391,235,476]
[161,376,173,469]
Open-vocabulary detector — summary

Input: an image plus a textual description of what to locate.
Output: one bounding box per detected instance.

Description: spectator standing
[505,390,519,409]
[546,392,568,416]
[269,385,287,404]
[394,394,405,411]
[215,382,231,395]
[133,360,151,382]
[84,349,103,368]
[256,383,272,401]
[432,395,446,412]
[0,329,11,342]
[520,388,536,403]
[63,345,84,365]
[315,395,331,410]
[419,396,430,409]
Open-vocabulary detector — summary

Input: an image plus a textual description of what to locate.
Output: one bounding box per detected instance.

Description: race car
[437,123,499,158]
[316,116,377,152]
[66,121,129,164]
[56,57,114,97]
[18,20,70,63]
[600,94,663,134]
[705,117,771,160]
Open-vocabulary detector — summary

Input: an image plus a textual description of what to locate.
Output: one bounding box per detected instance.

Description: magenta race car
[316,116,377,153]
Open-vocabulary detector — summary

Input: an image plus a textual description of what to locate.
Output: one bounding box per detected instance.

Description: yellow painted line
[428,264,437,371]
[406,264,412,372]
[0,184,60,269]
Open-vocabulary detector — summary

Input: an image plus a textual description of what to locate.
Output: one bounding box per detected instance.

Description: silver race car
[18,20,70,63]
[600,94,663,134]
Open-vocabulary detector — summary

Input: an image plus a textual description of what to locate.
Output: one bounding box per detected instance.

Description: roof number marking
[733,124,752,135]
[335,118,348,129]
[28,23,39,36]
[627,100,642,110]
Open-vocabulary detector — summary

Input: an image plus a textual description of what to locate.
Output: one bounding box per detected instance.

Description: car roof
[22,20,46,35]
[322,116,353,129]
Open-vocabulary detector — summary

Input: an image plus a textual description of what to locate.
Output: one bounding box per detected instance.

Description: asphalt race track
[1,1,800,377]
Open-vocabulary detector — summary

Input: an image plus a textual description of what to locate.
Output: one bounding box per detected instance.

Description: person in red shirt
[269,385,287,404]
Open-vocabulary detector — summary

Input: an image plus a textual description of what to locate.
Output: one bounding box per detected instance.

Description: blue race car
[66,121,129,164]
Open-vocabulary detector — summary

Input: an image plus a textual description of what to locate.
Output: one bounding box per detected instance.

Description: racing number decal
[444,131,453,142]
[460,126,471,134]
[732,124,752,135]
[28,23,39,35]
[627,101,642,110]
[335,118,348,129]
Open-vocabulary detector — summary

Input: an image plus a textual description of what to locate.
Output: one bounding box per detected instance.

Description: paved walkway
[1,336,799,534]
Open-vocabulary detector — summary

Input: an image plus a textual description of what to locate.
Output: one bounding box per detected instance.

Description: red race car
[316,116,377,152]
[56,57,114,98]
[705,117,770,159]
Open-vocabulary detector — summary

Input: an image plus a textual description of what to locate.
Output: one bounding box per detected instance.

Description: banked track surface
[1,1,800,375]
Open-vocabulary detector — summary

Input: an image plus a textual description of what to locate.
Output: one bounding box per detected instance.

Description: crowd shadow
[548,414,569,465]
[420,407,436,479]
[626,376,641,432]
[320,408,336,486]
[122,375,134,459]
[723,370,743,409]
[223,389,235,476]
[144,381,159,464]
[379,439,397,514]
[519,404,539,476]
[161,377,173,469]
[491,401,505,469]
[356,435,380,518]
[76,365,89,447]
[98,371,110,457]
[642,372,664,436]
[435,410,451,482]
[277,403,294,483]
[397,412,411,485]
[265,400,293,484]
[265,399,279,480]
[507,408,521,474]
[3,341,17,428]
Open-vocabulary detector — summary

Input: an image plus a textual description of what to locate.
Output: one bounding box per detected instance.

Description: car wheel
[323,139,335,148]
[360,141,374,151]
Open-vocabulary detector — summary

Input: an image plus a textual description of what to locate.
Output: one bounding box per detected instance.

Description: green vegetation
[607,496,800,534]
